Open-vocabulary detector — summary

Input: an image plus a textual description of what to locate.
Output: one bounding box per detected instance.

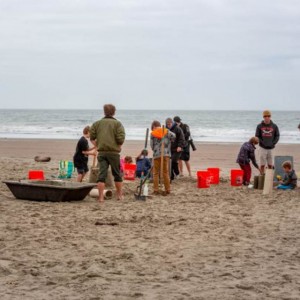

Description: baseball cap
[173,116,181,123]
[263,110,271,117]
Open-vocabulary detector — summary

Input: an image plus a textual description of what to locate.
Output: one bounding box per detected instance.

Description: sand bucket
[253,175,259,189]
[230,169,244,186]
[89,167,99,183]
[28,170,45,180]
[89,165,114,188]
[124,163,137,180]
[58,161,74,179]
[258,174,265,190]
[207,168,220,184]
[197,170,211,188]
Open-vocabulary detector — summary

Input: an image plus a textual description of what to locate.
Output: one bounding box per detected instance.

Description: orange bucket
[28,170,45,180]
[207,168,220,184]
[197,170,211,188]
[230,169,244,186]
[123,164,137,180]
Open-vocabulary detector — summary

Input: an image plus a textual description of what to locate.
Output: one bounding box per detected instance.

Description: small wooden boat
[3,180,95,202]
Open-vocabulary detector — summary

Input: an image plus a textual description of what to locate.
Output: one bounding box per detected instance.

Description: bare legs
[115,181,123,200]
[179,160,192,176]
[97,182,105,202]
[76,173,85,182]
[97,181,123,203]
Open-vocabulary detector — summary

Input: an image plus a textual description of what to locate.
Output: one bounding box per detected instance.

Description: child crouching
[277,161,297,190]
[135,150,151,178]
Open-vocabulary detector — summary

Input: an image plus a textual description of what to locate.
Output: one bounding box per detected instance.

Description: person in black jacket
[173,116,192,176]
[166,117,185,181]
[236,137,260,185]
[73,126,96,182]
[255,110,280,174]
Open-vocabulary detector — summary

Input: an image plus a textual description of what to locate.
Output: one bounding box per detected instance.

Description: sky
[0,0,299,110]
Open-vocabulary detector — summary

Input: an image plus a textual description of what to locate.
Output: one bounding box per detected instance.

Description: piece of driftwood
[34,156,51,162]
[263,169,274,195]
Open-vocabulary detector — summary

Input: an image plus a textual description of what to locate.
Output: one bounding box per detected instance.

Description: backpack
[58,160,74,179]
[181,123,190,146]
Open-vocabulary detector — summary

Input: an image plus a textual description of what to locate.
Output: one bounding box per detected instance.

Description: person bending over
[236,136,260,186]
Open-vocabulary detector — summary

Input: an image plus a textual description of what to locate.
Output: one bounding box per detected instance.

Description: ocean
[0,109,299,144]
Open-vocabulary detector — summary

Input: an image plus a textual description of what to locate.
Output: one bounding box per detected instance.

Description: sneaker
[152,191,160,195]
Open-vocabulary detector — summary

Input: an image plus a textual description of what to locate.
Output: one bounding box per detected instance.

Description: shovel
[89,152,98,183]
[159,126,165,192]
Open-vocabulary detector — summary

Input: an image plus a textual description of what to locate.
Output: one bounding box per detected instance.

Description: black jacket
[179,123,191,147]
[236,142,258,168]
[255,120,280,149]
[169,122,185,153]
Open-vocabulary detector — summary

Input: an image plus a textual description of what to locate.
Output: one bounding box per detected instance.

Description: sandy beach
[0,139,300,299]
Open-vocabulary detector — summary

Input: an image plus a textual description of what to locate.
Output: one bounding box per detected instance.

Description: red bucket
[230,169,244,186]
[28,170,45,180]
[197,170,211,188]
[124,163,137,180]
[207,168,220,184]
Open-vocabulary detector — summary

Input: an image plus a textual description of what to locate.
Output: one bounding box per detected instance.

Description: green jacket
[90,117,125,154]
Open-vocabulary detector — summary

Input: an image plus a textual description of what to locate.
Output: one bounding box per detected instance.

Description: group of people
[73,104,195,202]
[73,105,298,203]
[236,109,297,190]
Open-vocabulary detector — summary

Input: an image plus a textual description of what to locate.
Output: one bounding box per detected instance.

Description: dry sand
[0,139,300,300]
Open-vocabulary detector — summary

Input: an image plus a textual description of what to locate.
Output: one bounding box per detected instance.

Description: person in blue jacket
[135,149,151,178]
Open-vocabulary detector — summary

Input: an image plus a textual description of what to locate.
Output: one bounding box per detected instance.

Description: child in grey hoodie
[150,120,175,196]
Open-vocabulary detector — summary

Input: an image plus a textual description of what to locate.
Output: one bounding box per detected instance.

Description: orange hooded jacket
[151,127,168,139]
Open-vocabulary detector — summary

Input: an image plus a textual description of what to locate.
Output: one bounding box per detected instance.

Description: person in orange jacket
[150,120,175,196]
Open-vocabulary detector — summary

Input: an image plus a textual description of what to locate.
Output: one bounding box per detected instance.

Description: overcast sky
[0,0,299,110]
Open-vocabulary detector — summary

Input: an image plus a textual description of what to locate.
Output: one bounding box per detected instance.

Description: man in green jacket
[90,104,125,202]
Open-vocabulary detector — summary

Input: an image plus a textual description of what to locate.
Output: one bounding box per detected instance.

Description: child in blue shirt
[277,161,298,190]
[135,149,151,178]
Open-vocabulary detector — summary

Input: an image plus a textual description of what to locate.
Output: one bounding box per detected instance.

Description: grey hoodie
[150,129,175,159]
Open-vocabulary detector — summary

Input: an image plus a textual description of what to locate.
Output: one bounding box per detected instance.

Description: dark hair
[136,149,148,162]
[83,126,90,135]
[298,123,300,129]
[282,161,292,169]
[151,120,161,130]
[173,116,181,123]
[142,149,148,156]
[124,156,133,164]
[103,104,116,117]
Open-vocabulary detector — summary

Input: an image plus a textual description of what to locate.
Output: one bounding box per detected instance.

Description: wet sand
[0,139,299,299]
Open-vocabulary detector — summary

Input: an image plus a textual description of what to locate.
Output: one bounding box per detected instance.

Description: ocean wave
[0,109,299,143]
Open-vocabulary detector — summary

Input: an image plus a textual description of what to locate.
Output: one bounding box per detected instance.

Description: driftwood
[34,156,51,162]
